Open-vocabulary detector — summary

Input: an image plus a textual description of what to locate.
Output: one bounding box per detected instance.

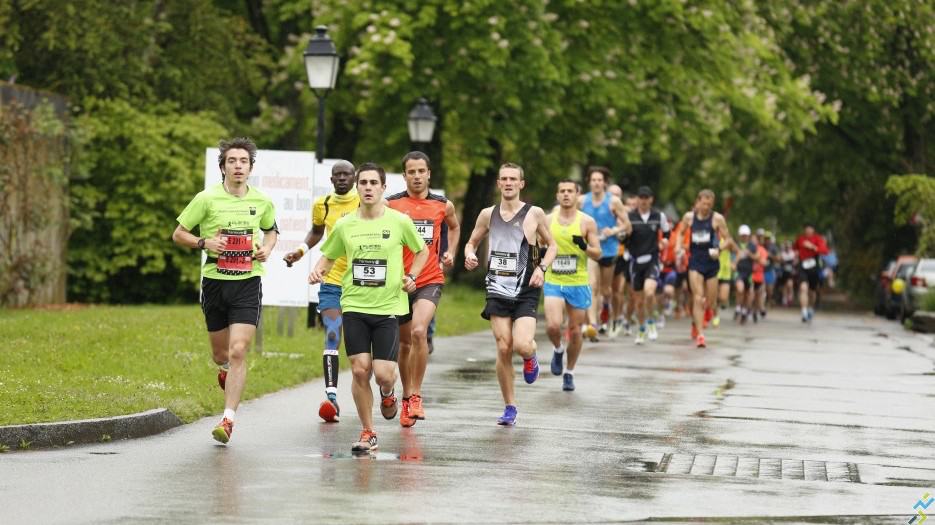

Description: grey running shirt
[486,203,534,299]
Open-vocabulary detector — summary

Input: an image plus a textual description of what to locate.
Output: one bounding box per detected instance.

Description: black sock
[324,353,339,390]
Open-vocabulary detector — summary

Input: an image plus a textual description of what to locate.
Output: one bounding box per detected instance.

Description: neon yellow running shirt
[717,247,732,280]
[545,211,589,286]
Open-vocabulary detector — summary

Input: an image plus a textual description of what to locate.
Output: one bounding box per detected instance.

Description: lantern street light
[303,26,340,163]
[407,98,437,146]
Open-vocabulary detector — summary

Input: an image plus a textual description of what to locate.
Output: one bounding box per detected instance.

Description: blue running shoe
[523,355,540,384]
[497,405,517,426]
[562,373,575,391]
[550,350,563,376]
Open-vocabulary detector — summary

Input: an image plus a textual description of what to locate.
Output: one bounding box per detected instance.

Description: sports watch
[197,238,205,249]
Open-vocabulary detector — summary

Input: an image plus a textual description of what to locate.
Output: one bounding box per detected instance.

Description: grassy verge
[0,284,486,426]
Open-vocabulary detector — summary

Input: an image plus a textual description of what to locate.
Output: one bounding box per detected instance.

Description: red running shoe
[211,417,233,444]
[217,368,227,391]
[409,394,425,420]
[704,307,713,328]
[696,334,707,348]
[380,389,398,420]
[400,398,415,428]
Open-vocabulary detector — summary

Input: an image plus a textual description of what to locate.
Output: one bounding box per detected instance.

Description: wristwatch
[406,273,416,282]
[197,238,205,249]
[538,263,548,273]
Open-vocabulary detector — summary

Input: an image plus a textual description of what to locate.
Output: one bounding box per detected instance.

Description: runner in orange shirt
[387,151,460,427]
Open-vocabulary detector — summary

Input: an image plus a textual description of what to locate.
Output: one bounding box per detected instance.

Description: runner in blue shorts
[544,180,604,391]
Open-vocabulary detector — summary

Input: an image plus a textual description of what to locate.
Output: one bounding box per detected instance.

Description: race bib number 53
[352,258,388,287]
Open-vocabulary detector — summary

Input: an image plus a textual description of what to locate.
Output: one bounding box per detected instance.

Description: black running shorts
[799,267,821,291]
[597,256,616,268]
[343,312,400,361]
[201,276,262,332]
[614,256,630,279]
[630,262,660,292]
[481,287,541,321]
[398,284,443,325]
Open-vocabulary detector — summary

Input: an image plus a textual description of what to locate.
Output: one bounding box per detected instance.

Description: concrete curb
[0,408,183,450]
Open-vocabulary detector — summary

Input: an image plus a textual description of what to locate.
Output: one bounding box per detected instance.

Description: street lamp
[408,98,437,145]
[303,26,340,163]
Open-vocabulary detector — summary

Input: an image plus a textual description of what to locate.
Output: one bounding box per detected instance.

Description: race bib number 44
[551,255,577,274]
[489,251,518,276]
[413,220,435,245]
[352,258,388,287]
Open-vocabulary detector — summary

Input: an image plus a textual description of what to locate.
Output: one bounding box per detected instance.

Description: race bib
[551,255,577,274]
[691,231,711,244]
[217,229,253,275]
[489,251,518,276]
[635,254,653,265]
[352,258,388,287]
[802,257,817,270]
[413,219,435,245]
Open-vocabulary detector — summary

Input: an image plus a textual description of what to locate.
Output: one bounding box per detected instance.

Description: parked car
[875,255,918,317]
[906,258,935,319]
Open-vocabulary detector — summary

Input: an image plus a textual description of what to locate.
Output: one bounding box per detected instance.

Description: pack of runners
[174,140,832,451]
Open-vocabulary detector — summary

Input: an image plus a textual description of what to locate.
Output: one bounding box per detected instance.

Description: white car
[907,258,935,318]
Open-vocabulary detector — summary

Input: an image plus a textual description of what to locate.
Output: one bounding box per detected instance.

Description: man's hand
[203,234,227,253]
[803,240,816,250]
[308,267,325,285]
[283,249,304,266]
[254,245,272,262]
[600,227,614,240]
[402,275,417,293]
[464,252,479,271]
[441,251,455,268]
[529,267,545,288]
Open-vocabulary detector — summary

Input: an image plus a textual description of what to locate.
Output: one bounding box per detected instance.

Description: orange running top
[387,191,448,287]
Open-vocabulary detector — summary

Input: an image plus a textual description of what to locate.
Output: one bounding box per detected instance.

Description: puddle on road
[446,360,496,382]
[305,452,402,461]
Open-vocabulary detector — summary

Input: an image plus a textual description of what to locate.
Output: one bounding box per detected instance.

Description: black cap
[637,186,653,197]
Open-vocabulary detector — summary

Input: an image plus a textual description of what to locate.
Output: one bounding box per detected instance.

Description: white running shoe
[647,322,658,341]
[635,329,646,345]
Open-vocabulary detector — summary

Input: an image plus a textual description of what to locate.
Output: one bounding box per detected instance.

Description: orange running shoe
[409,394,425,420]
[211,417,233,444]
[691,323,699,340]
[696,334,707,348]
[380,389,398,420]
[400,398,415,427]
[352,429,378,453]
[217,368,227,391]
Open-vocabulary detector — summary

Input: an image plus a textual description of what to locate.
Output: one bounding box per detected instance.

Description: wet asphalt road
[2,308,934,524]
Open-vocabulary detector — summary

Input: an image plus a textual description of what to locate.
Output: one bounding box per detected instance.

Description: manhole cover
[628,453,860,483]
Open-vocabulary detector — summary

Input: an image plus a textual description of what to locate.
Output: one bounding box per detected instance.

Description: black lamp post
[303,26,340,163]
[407,98,437,146]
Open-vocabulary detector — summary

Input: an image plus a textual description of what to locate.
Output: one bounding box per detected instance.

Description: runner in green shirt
[308,162,429,453]
[172,137,278,444]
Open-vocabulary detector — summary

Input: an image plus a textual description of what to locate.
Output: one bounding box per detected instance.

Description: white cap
[738,224,751,236]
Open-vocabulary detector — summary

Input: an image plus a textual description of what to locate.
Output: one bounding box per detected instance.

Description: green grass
[0,284,487,426]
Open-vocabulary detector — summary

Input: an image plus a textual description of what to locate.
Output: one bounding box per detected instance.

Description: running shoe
[635,327,647,345]
[600,303,610,324]
[352,429,378,453]
[211,417,233,444]
[753,310,759,323]
[696,334,706,348]
[523,355,540,384]
[380,389,398,420]
[712,315,721,328]
[760,310,767,320]
[611,318,621,336]
[562,373,575,391]
[583,324,599,342]
[704,307,713,328]
[400,398,415,428]
[550,349,564,376]
[217,368,227,391]
[497,405,518,426]
[598,323,608,335]
[318,397,340,423]
[657,314,666,329]
[691,323,699,340]
[647,321,658,341]
[409,393,425,420]
[624,319,633,336]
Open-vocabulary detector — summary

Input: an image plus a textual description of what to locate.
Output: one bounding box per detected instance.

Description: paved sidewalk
[1,309,933,523]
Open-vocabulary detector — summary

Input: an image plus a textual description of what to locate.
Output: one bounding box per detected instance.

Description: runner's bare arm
[529,207,557,288]
[172,224,226,252]
[610,196,632,236]
[582,215,603,261]
[254,229,278,262]
[464,207,492,271]
[442,200,461,267]
[283,224,325,265]
[308,256,336,284]
[713,212,734,250]
[675,212,693,254]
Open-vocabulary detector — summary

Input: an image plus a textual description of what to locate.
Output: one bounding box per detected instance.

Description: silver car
[907,258,935,317]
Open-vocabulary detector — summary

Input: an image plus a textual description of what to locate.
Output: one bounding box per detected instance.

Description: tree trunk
[452,139,501,280]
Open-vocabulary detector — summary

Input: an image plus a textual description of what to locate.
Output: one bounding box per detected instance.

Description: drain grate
[653,453,861,483]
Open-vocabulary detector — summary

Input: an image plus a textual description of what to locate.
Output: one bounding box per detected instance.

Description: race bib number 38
[352,258,388,287]
[551,255,577,274]
[489,250,518,276]
[413,220,435,245]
